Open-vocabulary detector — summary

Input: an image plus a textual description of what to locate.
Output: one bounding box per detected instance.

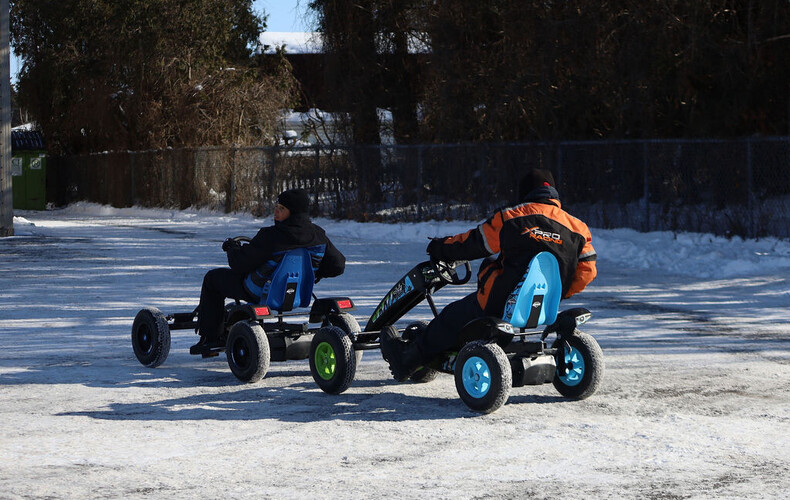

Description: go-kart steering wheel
[430,257,472,286]
[232,236,251,244]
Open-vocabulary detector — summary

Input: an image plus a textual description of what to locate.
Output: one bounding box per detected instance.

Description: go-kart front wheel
[309,326,356,394]
[552,330,604,400]
[132,307,171,368]
[454,340,512,414]
[226,321,270,383]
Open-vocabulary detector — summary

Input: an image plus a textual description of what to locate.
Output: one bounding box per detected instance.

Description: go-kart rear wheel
[226,321,270,383]
[132,307,171,368]
[454,340,512,414]
[552,330,604,400]
[310,326,356,394]
[328,312,363,365]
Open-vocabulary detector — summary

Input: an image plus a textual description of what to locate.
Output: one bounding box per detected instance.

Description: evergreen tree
[11,0,297,153]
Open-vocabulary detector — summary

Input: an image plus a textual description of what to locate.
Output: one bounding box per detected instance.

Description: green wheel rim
[314,341,337,380]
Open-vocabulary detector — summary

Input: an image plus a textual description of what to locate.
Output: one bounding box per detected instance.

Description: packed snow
[2,203,789,499]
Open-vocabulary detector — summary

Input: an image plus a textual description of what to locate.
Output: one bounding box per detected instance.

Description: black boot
[189,335,225,356]
[379,325,426,382]
[191,309,226,356]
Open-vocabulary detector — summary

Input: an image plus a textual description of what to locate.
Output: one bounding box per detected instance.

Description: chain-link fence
[48,137,790,238]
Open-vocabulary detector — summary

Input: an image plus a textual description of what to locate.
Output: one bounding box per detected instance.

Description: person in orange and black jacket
[191,189,345,355]
[380,168,597,381]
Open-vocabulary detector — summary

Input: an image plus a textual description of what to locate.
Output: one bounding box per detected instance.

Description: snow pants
[416,292,484,357]
[197,267,256,339]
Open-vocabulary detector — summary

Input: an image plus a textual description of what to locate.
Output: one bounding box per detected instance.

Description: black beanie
[277,188,310,215]
[518,169,557,200]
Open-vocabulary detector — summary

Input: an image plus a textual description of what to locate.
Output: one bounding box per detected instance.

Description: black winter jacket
[226,213,345,299]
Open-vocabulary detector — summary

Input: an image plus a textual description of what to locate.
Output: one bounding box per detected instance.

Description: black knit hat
[518,168,556,200]
[277,188,310,215]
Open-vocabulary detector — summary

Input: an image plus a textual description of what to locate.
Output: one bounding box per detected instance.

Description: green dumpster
[11,130,47,210]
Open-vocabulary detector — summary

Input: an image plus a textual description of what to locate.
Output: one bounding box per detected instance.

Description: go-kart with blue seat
[308,252,604,413]
[131,237,359,383]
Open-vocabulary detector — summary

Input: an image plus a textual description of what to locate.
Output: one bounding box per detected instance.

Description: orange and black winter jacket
[431,198,597,317]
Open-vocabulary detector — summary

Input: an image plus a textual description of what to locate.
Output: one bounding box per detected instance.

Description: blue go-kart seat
[257,248,315,312]
[501,252,562,329]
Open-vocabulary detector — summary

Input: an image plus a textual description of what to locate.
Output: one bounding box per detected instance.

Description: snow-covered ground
[2,203,789,499]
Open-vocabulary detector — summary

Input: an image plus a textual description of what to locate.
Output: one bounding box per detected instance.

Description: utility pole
[0,0,12,236]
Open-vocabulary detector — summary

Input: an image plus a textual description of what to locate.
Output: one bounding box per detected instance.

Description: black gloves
[222,238,241,252]
[426,237,446,259]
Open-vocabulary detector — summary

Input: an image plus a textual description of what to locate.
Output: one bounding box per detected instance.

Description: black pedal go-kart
[307,251,604,413]
[131,237,359,383]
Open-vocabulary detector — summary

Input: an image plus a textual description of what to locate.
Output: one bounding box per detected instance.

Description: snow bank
[20,202,787,280]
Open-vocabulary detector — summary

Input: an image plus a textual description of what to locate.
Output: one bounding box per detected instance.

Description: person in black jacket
[190,188,346,354]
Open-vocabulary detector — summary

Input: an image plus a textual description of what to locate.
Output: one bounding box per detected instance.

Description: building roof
[259,31,430,55]
[259,32,323,54]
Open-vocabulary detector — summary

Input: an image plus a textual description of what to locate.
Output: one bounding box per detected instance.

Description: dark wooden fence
[48,137,790,238]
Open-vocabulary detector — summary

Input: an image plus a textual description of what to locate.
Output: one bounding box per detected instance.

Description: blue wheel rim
[558,345,585,387]
[462,356,491,398]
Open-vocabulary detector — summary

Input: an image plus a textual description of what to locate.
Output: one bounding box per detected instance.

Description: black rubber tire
[328,312,363,365]
[309,325,356,394]
[552,330,604,400]
[132,307,171,368]
[454,340,512,414]
[226,321,270,383]
[409,366,439,383]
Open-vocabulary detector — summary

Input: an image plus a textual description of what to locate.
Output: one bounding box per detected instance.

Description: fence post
[169,149,177,208]
[556,143,563,190]
[314,144,321,215]
[193,149,200,209]
[227,147,236,213]
[129,152,136,207]
[746,138,754,238]
[481,143,488,216]
[269,146,277,206]
[0,0,12,237]
[643,141,650,232]
[416,145,423,220]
